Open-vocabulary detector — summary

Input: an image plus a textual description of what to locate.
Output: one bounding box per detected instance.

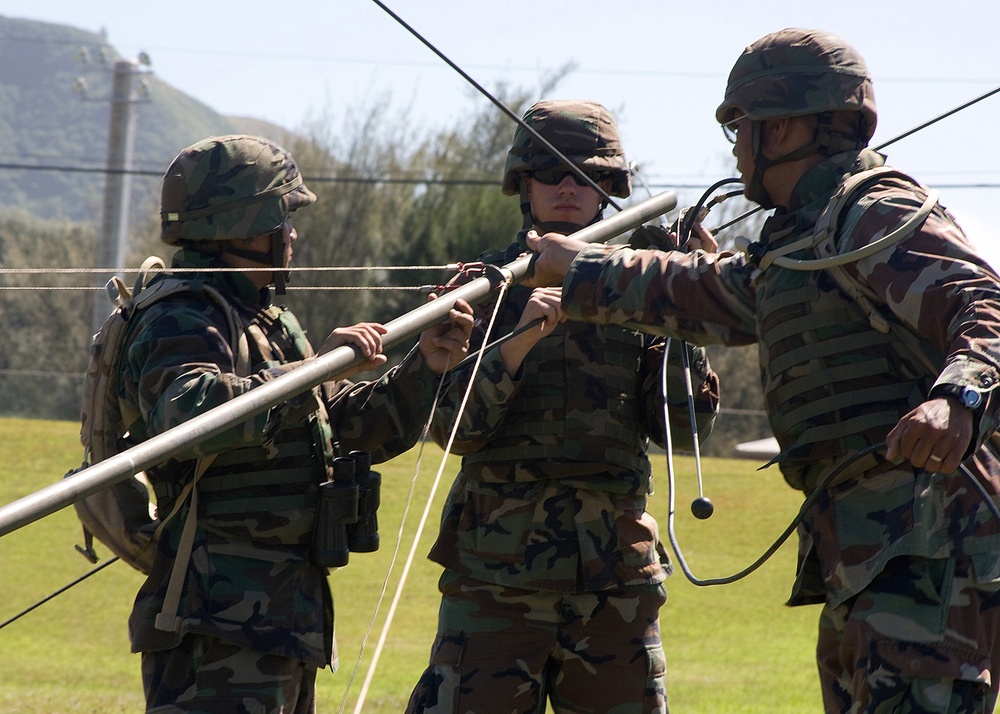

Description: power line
[0,160,998,191]
[3,31,997,87]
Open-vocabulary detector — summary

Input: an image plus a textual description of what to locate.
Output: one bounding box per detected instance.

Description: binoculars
[310,450,381,568]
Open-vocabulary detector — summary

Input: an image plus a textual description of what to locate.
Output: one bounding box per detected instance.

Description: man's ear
[768,115,816,155]
[764,117,790,150]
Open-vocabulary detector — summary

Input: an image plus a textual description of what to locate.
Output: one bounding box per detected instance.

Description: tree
[0,64,778,462]
[0,211,96,419]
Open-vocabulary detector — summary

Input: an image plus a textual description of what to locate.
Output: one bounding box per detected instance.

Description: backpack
[74,256,249,575]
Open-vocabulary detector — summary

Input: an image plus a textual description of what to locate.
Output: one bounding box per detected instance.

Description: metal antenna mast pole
[0,190,677,539]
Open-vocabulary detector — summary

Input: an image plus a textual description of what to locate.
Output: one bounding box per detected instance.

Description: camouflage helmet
[502,100,631,198]
[160,134,317,245]
[716,28,877,141]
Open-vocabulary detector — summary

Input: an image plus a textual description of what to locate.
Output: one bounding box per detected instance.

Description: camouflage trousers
[140,633,317,714]
[817,555,1000,713]
[406,570,668,714]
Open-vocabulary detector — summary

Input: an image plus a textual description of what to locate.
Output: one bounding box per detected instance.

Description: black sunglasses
[531,167,610,186]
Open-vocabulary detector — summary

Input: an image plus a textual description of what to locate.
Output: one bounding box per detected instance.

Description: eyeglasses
[530,167,610,186]
[722,114,747,144]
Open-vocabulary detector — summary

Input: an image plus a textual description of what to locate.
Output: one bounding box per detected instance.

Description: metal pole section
[0,191,676,538]
[90,60,140,338]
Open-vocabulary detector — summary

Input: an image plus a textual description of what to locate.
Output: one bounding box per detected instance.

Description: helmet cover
[160,134,316,245]
[716,28,877,141]
[502,100,631,198]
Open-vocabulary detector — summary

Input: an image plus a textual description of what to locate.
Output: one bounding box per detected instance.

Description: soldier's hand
[318,322,389,377]
[418,296,474,374]
[674,221,718,252]
[499,287,566,375]
[523,230,589,287]
[885,397,973,473]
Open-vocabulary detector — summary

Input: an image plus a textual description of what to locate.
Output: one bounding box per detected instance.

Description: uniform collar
[169,248,272,307]
[763,149,886,244]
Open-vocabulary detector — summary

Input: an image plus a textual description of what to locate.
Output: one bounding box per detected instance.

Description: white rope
[336,372,448,714]
[0,264,462,292]
[0,285,431,291]
[0,264,459,274]
[349,281,511,714]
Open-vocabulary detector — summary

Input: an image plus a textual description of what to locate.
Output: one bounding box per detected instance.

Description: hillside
[0,15,291,226]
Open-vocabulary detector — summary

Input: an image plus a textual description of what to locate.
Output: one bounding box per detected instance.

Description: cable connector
[420,261,489,293]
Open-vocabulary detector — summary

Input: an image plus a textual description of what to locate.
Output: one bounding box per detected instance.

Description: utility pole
[78,51,152,337]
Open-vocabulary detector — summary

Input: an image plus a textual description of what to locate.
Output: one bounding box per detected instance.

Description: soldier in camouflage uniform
[406,100,720,714]
[528,30,1000,714]
[121,134,473,713]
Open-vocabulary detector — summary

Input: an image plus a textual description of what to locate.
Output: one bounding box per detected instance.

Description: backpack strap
[153,454,216,633]
[813,168,938,336]
[133,279,251,632]
[76,257,255,580]
[756,167,939,276]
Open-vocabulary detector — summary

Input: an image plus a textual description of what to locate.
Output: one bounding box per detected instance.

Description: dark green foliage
[0,211,95,419]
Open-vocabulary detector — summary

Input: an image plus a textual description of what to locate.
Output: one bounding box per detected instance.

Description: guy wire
[348,280,512,714]
[369,0,621,211]
[712,83,1000,234]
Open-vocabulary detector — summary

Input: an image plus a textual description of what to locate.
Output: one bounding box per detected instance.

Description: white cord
[348,281,511,714]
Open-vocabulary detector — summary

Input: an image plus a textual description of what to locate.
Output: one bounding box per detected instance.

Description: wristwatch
[931,384,985,413]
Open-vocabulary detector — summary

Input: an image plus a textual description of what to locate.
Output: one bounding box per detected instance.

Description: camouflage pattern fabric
[502,100,632,198]
[407,572,667,714]
[715,28,877,140]
[817,555,1000,713]
[559,148,1000,709]
[409,230,716,711]
[161,134,317,245]
[122,248,441,671]
[425,234,719,593]
[141,633,317,713]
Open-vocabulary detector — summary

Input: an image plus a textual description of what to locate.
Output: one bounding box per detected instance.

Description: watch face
[961,386,983,410]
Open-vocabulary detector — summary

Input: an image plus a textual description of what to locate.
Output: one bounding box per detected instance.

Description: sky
[1,0,998,262]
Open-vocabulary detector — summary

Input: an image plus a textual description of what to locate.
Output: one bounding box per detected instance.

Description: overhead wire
[4,5,1000,696]
[712,82,1000,233]
[347,277,512,714]
[2,159,999,191]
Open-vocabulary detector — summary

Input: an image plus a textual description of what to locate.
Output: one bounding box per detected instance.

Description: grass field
[0,418,822,713]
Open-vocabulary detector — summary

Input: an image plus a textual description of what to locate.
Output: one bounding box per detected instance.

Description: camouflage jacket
[426,234,720,593]
[561,150,1000,607]
[123,248,439,668]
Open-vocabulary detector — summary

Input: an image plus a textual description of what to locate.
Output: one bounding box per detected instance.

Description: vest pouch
[311,479,358,568]
[346,450,381,554]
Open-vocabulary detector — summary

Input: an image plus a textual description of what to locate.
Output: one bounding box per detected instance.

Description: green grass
[0,418,822,713]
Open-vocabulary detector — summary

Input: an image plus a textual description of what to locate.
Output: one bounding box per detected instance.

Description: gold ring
[928,455,943,462]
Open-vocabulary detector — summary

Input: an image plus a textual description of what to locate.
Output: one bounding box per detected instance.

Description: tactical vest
[752,168,942,480]
[143,302,336,553]
[462,317,653,488]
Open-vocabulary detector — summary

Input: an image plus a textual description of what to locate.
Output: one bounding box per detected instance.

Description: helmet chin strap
[746,113,868,210]
[533,217,602,234]
[221,227,288,294]
[745,121,777,209]
[270,229,289,295]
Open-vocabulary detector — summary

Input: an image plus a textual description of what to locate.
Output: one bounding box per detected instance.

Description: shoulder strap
[127,274,253,629]
[131,274,252,630]
[815,168,938,338]
[757,167,939,275]
[153,454,216,633]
